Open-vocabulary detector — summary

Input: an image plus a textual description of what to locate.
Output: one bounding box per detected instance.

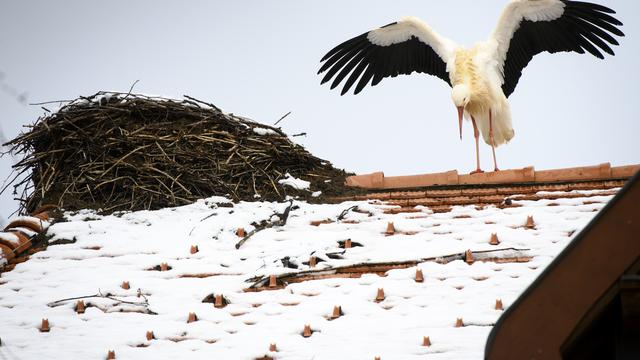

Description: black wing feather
[501,0,624,98]
[318,25,451,95]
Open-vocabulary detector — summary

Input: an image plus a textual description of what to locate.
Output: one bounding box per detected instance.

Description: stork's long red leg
[489,110,499,172]
[470,116,483,174]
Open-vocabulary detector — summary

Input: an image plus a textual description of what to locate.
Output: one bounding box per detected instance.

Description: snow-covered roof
[0,177,624,359]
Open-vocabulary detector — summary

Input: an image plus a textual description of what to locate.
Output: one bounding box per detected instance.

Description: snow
[0,231,20,245]
[252,127,278,136]
[278,173,311,191]
[0,190,614,359]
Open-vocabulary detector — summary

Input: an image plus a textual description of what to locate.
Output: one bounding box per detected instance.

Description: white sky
[1,0,638,221]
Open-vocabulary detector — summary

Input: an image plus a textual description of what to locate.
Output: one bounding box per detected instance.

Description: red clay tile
[611,165,640,178]
[32,212,50,221]
[187,312,198,323]
[385,222,395,235]
[214,294,226,309]
[0,231,31,254]
[383,207,422,215]
[4,217,44,233]
[422,336,431,347]
[490,233,500,246]
[310,219,333,226]
[0,243,15,263]
[345,172,385,189]
[268,275,278,288]
[496,186,536,195]
[430,206,453,214]
[525,216,535,230]
[428,189,464,198]
[31,204,58,217]
[465,250,474,264]
[40,318,50,332]
[382,170,459,189]
[331,305,342,320]
[302,324,312,338]
[76,300,85,314]
[535,163,611,183]
[459,167,535,185]
[461,188,499,197]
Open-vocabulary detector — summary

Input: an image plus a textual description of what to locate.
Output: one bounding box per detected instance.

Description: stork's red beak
[457,106,464,140]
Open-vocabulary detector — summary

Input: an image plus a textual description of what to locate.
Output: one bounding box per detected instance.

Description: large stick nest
[3,92,356,214]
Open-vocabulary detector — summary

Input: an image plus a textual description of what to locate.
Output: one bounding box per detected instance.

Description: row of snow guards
[0,206,53,273]
[344,163,640,190]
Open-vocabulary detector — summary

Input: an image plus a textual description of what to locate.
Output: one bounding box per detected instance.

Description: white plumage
[318,0,624,173]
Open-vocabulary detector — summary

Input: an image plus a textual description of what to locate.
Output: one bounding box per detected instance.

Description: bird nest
[2,92,356,214]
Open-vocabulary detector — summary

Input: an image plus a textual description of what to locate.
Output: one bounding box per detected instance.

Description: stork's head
[451,84,471,140]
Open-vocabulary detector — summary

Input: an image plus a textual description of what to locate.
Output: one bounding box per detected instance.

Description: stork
[318,0,624,173]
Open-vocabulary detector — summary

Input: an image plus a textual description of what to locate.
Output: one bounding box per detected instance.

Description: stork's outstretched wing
[318,17,458,95]
[493,0,624,98]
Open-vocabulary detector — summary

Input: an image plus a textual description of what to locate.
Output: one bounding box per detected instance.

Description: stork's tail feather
[478,106,514,147]
[491,114,515,146]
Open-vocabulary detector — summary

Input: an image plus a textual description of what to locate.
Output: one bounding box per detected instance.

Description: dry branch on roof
[2,92,357,214]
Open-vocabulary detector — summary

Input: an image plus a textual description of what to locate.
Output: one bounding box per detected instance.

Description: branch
[235,199,294,249]
[273,111,291,126]
[47,289,149,307]
[337,205,359,221]
[245,247,531,291]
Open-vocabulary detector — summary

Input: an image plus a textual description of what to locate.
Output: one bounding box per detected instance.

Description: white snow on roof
[0,191,615,359]
[252,127,278,136]
[0,231,20,245]
[278,173,311,191]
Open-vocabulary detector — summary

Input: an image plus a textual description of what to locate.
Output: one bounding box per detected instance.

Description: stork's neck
[451,49,479,89]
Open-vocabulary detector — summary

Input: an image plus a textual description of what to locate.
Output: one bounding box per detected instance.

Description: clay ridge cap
[345,163,639,190]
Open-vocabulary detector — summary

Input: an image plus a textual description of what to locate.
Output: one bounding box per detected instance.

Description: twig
[235,200,294,249]
[337,205,358,221]
[273,111,291,126]
[29,99,74,106]
[48,290,149,307]
[183,95,222,112]
[121,80,140,101]
[245,247,531,290]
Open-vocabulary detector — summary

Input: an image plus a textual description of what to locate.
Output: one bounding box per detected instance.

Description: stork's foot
[493,167,500,172]
[470,169,485,175]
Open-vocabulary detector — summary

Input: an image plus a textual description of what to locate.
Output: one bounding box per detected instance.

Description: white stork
[318,0,624,173]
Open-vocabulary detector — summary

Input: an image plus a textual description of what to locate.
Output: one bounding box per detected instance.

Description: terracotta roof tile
[0,173,631,359]
[344,164,638,191]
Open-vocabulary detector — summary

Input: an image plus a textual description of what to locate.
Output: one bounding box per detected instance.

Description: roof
[486,172,640,359]
[0,166,636,359]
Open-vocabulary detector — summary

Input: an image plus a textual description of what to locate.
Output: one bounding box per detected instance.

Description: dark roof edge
[484,170,640,358]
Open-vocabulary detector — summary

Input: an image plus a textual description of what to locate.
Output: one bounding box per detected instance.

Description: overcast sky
[1,0,638,222]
